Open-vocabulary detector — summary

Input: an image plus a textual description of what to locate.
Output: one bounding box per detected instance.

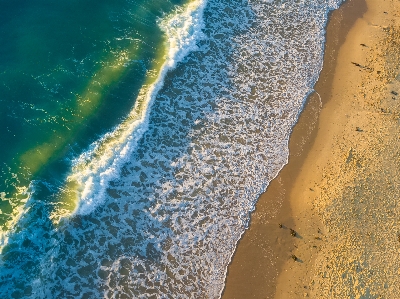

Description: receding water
[0,0,190,232]
[0,0,343,298]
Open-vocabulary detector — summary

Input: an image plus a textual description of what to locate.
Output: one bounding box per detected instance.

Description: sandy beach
[222,0,400,298]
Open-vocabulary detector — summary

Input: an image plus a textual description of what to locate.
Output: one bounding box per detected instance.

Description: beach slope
[223,0,400,297]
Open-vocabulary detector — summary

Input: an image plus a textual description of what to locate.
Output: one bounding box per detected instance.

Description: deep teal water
[0,0,186,230]
[0,0,344,297]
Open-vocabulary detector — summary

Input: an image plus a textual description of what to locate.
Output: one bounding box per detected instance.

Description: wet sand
[222,0,400,298]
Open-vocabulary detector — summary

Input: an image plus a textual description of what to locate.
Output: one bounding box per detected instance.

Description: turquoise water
[0,0,343,297]
[0,0,187,231]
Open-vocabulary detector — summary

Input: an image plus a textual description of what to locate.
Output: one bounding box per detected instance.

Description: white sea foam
[65,0,207,217]
[0,184,32,252]
[4,0,346,298]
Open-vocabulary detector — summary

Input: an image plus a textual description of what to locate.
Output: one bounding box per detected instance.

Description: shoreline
[222,0,400,297]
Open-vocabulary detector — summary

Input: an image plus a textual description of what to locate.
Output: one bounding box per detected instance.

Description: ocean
[0,0,342,297]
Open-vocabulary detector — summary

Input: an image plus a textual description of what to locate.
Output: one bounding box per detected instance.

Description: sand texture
[276,0,400,297]
[223,0,400,298]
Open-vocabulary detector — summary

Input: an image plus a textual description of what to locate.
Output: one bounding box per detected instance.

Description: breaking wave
[0,0,345,298]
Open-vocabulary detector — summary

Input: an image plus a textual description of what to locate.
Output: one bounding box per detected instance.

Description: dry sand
[222,0,400,298]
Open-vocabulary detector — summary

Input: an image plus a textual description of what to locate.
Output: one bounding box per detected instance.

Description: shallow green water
[0,0,186,232]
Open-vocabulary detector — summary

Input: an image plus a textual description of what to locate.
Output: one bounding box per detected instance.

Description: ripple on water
[0,0,343,298]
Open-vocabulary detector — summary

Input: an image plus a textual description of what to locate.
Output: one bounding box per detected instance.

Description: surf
[52,0,207,221]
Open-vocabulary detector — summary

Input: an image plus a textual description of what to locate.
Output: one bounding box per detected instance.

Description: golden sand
[223,0,400,297]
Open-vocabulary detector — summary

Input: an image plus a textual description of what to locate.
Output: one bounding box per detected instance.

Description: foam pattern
[65,0,207,217]
[0,0,342,298]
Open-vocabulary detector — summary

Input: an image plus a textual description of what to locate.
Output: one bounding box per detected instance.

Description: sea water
[0,0,342,297]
